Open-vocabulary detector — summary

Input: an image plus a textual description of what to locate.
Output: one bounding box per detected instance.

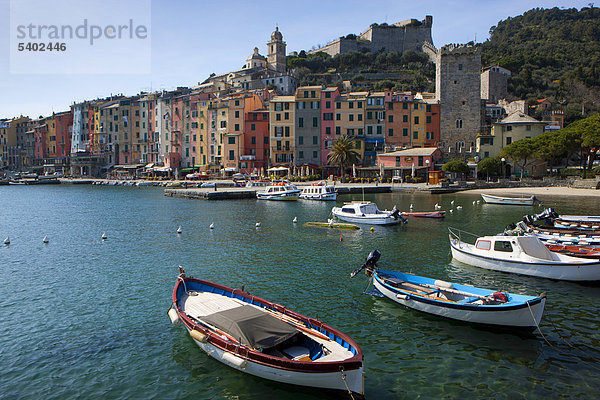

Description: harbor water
[1,185,599,399]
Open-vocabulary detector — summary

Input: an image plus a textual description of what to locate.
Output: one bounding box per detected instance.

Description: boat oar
[420,283,500,302]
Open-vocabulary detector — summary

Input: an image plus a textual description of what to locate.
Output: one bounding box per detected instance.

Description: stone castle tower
[267,27,286,74]
[435,44,482,158]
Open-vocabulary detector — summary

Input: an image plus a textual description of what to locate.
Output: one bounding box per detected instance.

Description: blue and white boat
[352,250,546,329]
[332,201,405,225]
[256,183,301,200]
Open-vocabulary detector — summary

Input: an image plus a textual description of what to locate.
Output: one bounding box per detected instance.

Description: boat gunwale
[173,276,363,373]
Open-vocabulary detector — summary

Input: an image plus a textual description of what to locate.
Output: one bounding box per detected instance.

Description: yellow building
[411,99,427,147]
[334,92,366,162]
[269,95,295,165]
[477,112,546,159]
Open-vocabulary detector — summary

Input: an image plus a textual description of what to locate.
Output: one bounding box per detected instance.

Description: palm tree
[327,135,361,178]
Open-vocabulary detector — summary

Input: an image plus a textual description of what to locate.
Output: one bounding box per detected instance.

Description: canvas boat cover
[201,305,300,349]
[516,236,556,261]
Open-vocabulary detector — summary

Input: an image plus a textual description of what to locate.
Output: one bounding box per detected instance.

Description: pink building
[377,147,442,179]
[320,87,339,165]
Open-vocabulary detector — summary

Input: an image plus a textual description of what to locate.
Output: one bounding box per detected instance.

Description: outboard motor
[350,249,381,278]
[390,206,408,224]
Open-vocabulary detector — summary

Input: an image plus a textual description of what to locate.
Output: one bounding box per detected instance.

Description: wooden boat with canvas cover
[169,267,364,396]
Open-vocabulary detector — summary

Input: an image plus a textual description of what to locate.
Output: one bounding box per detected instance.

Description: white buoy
[209,223,215,229]
[409,204,413,210]
[449,209,453,213]
[451,200,455,205]
[457,206,463,210]
[293,217,298,223]
[101,232,107,240]
[255,222,261,227]
[434,203,441,210]
[4,236,10,245]
[43,235,49,243]
[328,219,334,226]
[473,201,476,205]
[477,200,481,204]
[177,226,182,234]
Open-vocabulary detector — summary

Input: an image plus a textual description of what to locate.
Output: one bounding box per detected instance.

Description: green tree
[500,137,538,179]
[442,159,469,180]
[563,113,600,178]
[477,157,501,180]
[327,135,361,178]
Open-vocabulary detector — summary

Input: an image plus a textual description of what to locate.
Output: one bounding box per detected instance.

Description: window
[476,240,491,250]
[251,123,255,131]
[313,117,318,127]
[414,116,419,125]
[326,101,331,108]
[229,150,235,160]
[276,114,281,121]
[284,126,290,137]
[396,156,401,167]
[367,126,373,135]
[403,103,408,110]
[313,136,318,144]
[367,111,372,119]
[506,125,512,132]
[325,127,331,134]
[228,136,235,144]
[349,114,354,122]
[403,128,408,136]
[234,124,239,131]
[526,125,531,131]
[311,90,316,98]
[284,103,289,110]
[357,102,362,108]
[494,241,513,252]
[414,103,418,110]
[251,136,256,144]
[458,63,463,71]
[349,102,354,109]
[456,119,463,129]
[388,103,393,110]
[325,92,331,98]
[298,117,304,128]
[506,137,512,145]
[336,127,341,135]
[413,131,418,139]
[403,115,408,123]
[336,102,341,109]
[426,104,431,112]
[336,114,341,121]
[388,128,393,137]
[299,151,304,158]
[284,112,289,120]
[264,136,269,144]
[426,116,431,124]
[235,110,240,118]
[299,136,303,145]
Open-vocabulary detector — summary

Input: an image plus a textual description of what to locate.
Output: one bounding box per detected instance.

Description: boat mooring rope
[339,367,355,400]
[527,302,600,372]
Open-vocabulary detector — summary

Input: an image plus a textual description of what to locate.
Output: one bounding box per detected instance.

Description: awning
[153,166,172,172]
[267,166,289,172]
[180,168,194,173]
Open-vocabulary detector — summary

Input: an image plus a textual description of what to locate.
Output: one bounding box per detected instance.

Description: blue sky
[0,0,592,119]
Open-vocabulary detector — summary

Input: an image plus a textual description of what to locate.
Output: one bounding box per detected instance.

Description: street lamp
[501,157,506,180]
[425,159,430,185]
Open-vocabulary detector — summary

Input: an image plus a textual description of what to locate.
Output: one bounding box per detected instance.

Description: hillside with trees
[481,6,600,123]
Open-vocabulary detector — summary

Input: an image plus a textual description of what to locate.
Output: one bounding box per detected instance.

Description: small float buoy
[340,236,343,242]
[449,209,453,213]
[4,236,10,245]
[409,204,413,210]
[255,222,261,227]
[473,201,476,205]
[477,200,481,204]
[177,226,182,234]
[209,223,215,229]
[293,217,298,223]
[43,235,49,243]
[370,227,375,232]
[451,200,455,205]
[101,232,107,240]
[456,206,463,210]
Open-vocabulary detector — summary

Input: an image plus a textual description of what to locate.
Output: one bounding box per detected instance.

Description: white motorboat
[351,250,546,329]
[332,201,406,225]
[170,268,364,396]
[299,183,337,201]
[481,193,538,205]
[449,228,600,281]
[256,183,301,201]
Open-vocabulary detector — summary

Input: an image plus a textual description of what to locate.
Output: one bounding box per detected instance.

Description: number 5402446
[18,42,66,51]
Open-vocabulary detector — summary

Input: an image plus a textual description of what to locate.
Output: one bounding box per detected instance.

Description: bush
[559,168,582,177]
